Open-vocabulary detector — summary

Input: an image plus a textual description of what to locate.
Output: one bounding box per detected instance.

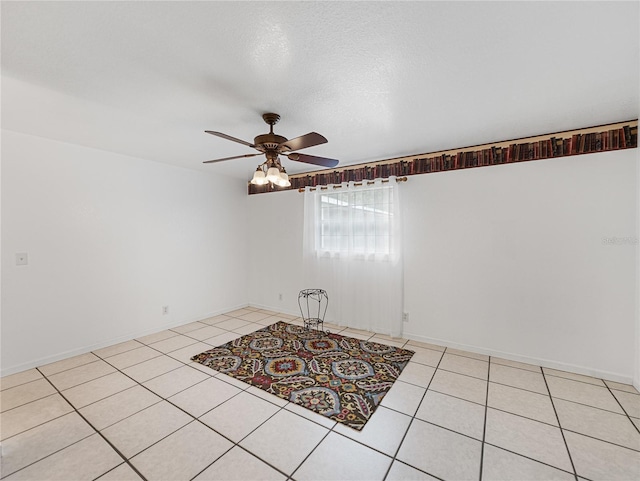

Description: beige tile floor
[1,307,639,481]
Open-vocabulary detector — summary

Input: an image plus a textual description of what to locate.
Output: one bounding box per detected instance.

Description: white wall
[247,149,638,382]
[247,189,304,316]
[403,150,637,382]
[2,126,636,382]
[1,130,248,375]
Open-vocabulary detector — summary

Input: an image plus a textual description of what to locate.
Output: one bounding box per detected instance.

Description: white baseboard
[0,303,249,378]
[248,302,301,319]
[403,331,635,386]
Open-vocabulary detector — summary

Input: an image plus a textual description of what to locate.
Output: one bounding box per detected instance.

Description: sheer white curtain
[302,178,403,337]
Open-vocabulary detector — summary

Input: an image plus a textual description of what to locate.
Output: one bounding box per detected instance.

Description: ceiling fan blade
[203,153,262,164]
[205,131,255,148]
[280,132,327,152]
[287,152,339,168]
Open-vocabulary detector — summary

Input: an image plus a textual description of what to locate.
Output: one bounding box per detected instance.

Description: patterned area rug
[191,321,414,430]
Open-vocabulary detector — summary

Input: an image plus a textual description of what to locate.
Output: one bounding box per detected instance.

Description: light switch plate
[16,253,28,266]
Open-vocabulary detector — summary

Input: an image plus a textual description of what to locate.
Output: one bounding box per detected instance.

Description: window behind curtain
[303,178,403,335]
[316,183,395,258]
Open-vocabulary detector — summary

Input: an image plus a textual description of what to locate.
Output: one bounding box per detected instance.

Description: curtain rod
[297,177,408,193]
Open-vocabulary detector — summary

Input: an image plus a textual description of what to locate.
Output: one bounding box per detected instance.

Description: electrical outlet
[403,312,409,323]
[279,293,283,301]
[162,306,169,315]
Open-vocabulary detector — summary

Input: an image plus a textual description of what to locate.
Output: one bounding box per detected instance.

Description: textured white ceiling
[2,1,638,180]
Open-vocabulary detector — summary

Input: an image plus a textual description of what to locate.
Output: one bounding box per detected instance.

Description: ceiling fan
[203,113,339,187]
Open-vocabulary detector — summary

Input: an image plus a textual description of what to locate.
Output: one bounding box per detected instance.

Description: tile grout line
[436,366,487,381]
[34,368,150,481]
[442,351,489,362]
[478,355,491,481]
[498,360,635,390]
[541,370,608,387]
[30,354,187,413]
[86,397,165,433]
[0,393,74,442]
[0,382,61,414]
[542,394,633,418]
[487,379,558,397]
[381,346,447,481]
[0,375,49,394]
[84,358,234,466]
[394,376,640,447]
[30,344,223,418]
[11,359,635,474]
[316,403,427,462]
[385,459,446,481]
[93,461,135,480]
[184,398,307,480]
[559,427,640,454]
[540,368,579,481]
[482,442,584,478]
[227,399,338,479]
[549,373,639,393]
[602,379,640,395]
[1,319,282,436]
[96,351,293,480]
[9,378,92,406]
[51,363,148,395]
[391,400,640,456]
[282,427,333,480]
[489,361,539,372]
[6,327,637,460]
[0,413,96,478]
[408,365,635,419]
[37,357,103,377]
[6,314,637,480]
[603,383,640,436]
[93,342,147,361]
[125,362,189,385]
[402,363,548,396]
[117,373,283,477]
[480,405,638,449]
[405,414,483,443]
[147,338,201,354]
[45,360,114,383]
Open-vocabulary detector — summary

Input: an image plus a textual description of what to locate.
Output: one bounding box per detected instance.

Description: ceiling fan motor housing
[253,133,288,152]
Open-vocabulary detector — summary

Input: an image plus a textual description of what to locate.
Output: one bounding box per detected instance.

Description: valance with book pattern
[248,121,638,195]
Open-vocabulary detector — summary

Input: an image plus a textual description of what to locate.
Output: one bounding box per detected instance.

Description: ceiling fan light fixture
[250,166,268,185]
[266,165,281,183]
[275,174,290,187]
[277,168,291,187]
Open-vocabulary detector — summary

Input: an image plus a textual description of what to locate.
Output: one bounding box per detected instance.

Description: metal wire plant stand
[298,289,329,333]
